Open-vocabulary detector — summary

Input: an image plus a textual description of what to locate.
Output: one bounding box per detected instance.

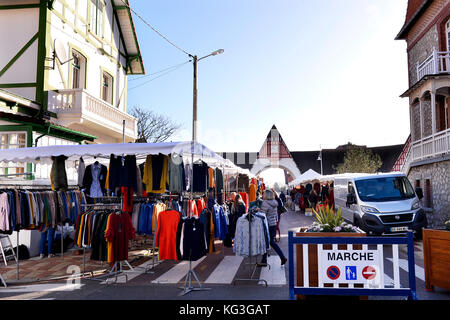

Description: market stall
[0,141,256,293]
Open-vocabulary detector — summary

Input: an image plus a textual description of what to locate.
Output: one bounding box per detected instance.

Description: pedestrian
[259,189,287,266]
[39,226,56,259]
[232,193,247,217]
[274,190,285,242]
[279,191,286,204]
[309,189,318,211]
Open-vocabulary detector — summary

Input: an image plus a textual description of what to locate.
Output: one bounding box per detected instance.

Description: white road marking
[205,255,244,284]
[259,255,287,286]
[152,257,206,284]
[387,258,425,282]
[0,283,83,293]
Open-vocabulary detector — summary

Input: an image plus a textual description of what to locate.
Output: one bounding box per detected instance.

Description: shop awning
[0,141,232,167]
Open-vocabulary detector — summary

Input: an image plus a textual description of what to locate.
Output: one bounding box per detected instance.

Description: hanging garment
[199,209,214,253]
[143,154,169,194]
[208,167,215,189]
[83,163,108,197]
[168,154,186,193]
[105,212,135,263]
[50,155,68,191]
[192,161,208,193]
[215,168,224,193]
[107,154,122,192]
[239,192,249,212]
[237,174,249,192]
[233,212,268,257]
[77,157,86,188]
[137,203,154,235]
[249,183,257,203]
[90,212,110,261]
[213,204,228,241]
[156,209,181,260]
[90,162,104,198]
[179,217,207,261]
[121,187,134,214]
[184,163,192,192]
[119,155,138,191]
[136,166,143,197]
[152,203,167,234]
[0,192,10,232]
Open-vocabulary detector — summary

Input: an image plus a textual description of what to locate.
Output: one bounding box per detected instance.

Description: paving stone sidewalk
[0,236,155,285]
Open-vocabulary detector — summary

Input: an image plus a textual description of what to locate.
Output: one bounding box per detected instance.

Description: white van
[333,172,427,236]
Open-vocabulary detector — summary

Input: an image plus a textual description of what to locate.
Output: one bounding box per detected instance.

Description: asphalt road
[0,209,449,302]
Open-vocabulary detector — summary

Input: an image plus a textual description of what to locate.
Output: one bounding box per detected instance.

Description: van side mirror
[415,187,423,200]
[346,193,356,206]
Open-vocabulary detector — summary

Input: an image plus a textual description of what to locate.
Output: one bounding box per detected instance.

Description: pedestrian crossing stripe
[0,283,83,293]
[205,256,243,284]
[152,257,207,284]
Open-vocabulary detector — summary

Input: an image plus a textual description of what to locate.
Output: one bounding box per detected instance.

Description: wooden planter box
[295,229,366,300]
[423,228,450,291]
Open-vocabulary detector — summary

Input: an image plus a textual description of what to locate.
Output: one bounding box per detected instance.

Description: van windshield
[355,176,415,202]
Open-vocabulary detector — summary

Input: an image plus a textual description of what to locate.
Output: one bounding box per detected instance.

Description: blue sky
[127,0,410,155]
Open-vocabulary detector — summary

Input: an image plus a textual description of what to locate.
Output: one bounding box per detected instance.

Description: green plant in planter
[306,205,360,233]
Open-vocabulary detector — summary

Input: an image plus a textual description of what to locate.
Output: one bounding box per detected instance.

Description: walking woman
[259,189,287,266]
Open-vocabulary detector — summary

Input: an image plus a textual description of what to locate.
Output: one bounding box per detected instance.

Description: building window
[0,132,27,178]
[89,0,104,38]
[446,19,450,51]
[101,71,113,105]
[71,50,86,89]
[424,179,433,208]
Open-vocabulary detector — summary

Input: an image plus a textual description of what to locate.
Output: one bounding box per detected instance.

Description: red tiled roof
[405,0,427,24]
[396,0,432,40]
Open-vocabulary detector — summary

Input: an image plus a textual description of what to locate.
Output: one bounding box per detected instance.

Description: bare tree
[130,106,182,143]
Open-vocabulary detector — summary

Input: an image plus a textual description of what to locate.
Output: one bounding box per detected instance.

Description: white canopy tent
[288,168,322,187]
[0,141,227,164]
[0,141,249,184]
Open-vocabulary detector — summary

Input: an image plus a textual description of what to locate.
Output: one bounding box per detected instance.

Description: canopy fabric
[0,141,227,166]
[288,168,322,186]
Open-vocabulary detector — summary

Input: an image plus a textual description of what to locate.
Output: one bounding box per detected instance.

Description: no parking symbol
[326,266,340,280]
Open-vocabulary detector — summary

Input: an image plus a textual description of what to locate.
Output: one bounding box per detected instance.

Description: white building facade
[395,0,450,228]
[0,0,144,181]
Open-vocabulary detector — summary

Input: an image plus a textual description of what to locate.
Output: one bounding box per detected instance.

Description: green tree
[336,144,382,174]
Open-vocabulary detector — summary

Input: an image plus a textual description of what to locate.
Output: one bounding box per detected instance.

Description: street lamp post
[191,49,224,142]
[317,146,323,175]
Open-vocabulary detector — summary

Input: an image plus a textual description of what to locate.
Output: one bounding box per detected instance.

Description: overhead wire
[119,0,192,57]
[129,60,192,82]
[128,60,191,91]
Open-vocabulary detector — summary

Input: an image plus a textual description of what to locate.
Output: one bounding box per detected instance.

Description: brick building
[395,0,450,228]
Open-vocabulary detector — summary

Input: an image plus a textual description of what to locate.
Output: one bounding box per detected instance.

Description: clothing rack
[0,184,81,280]
[233,209,268,287]
[178,149,211,296]
[85,207,138,285]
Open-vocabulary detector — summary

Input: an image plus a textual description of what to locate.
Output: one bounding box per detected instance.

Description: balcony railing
[47,89,137,140]
[408,128,450,164]
[417,49,450,81]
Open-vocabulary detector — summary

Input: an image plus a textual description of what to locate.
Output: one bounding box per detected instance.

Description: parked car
[332,172,427,237]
